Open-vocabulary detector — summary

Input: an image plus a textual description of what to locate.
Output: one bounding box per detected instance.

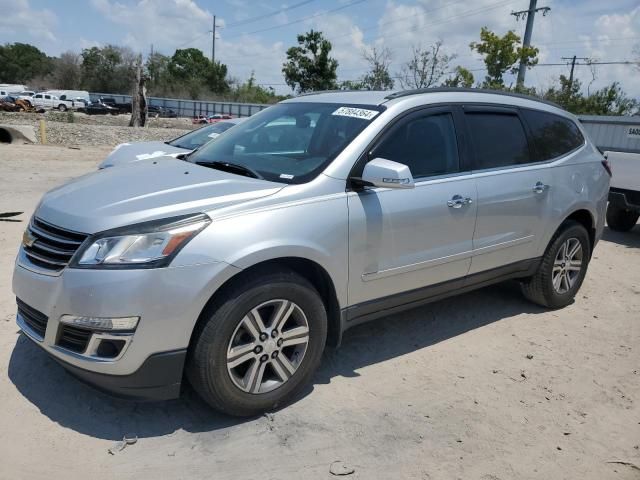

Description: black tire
[186,269,327,416]
[520,220,591,309]
[606,204,639,232]
[58,104,67,112]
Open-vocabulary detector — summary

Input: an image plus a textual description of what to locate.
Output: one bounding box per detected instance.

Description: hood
[99,141,189,168]
[37,158,284,233]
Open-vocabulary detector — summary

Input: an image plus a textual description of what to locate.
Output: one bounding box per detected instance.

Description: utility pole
[512,0,550,87]
[561,56,589,90]
[212,15,216,64]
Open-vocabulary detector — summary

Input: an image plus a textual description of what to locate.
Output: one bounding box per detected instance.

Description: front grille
[17,298,48,339]
[23,217,88,272]
[57,325,92,353]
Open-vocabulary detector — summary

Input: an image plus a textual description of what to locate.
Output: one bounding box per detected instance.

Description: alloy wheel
[552,237,583,294]
[226,299,310,394]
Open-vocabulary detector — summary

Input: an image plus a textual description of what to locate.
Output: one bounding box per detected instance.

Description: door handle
[447,194,473,208]
[532,181,549,194]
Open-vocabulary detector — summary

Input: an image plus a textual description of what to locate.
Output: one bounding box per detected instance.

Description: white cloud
[90,0,212,52]
[0,0,57,43]
[319,0,640,96]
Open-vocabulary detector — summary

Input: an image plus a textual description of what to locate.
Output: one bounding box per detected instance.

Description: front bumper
[12,254,241,399]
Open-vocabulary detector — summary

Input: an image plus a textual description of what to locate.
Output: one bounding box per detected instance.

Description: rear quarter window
[522,109,584,161]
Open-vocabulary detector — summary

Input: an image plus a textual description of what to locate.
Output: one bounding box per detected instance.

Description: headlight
[72,214,210,269]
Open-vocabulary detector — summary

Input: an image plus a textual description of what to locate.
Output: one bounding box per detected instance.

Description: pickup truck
[28,93,74,111]
[606,150,640,231]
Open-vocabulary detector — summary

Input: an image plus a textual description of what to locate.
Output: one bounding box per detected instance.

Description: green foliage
[470,27,538,88]
[80,45,136,93]
[339,79,365,90]
[543,75,638,115]
[51,52,81,89]
[0,43,52,84]
[166,48,229,99]
[443,66,475,88]
[282,30,338,93]
[230,72,287,103]
[361,47,394,90]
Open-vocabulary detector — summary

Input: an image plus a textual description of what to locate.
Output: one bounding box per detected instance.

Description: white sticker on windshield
[208,132,221,139]
[332,106,378,120]
[280,174,294,179]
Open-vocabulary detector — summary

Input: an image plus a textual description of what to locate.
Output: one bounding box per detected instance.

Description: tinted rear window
[522,109,584,161]
[465,112,530,169]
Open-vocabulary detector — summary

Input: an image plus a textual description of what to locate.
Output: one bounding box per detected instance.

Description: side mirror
[352,157,415,190]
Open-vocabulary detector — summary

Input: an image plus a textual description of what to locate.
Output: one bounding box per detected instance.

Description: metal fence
[89,92,270,118]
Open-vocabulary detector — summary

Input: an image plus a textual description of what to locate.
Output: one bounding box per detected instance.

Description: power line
[175,31,210,50]
[225,0,317,28]
[224,0,368,40]
[327,0,518,46]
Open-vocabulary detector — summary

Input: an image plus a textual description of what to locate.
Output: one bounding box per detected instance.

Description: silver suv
[13,89,610,416]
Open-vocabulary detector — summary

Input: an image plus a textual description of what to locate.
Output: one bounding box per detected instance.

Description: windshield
[169,121,237,150]
[188,102,383,184]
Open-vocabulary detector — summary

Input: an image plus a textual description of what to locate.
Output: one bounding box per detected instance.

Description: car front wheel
[187,270,327,416]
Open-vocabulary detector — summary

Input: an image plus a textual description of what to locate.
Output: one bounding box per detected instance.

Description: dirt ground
[0,143,638,480]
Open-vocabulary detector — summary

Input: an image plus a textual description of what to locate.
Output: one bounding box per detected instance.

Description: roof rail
[384,87,562,109]
[295,89,364,97]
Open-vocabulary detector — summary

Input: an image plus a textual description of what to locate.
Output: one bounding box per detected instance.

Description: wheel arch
[189,256,344,352]
[564,208,596,252]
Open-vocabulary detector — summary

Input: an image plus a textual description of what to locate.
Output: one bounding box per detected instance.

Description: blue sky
[1,0,639,96]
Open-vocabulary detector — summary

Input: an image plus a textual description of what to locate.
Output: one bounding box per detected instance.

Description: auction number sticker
[332,106,378,120]
[627,126,640,139]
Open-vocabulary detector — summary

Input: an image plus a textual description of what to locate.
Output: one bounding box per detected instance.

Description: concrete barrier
[0,124,37,144]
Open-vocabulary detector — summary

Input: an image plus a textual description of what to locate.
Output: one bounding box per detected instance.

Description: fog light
[59,315,139,331]
[96,339,127,358]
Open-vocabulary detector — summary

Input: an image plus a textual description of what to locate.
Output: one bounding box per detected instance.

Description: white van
[0,84,27,94]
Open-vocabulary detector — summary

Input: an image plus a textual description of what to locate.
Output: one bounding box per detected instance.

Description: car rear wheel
[520,220,591,309]
[58,104,67,112]
[606,204,639,232]
[186,270,327,416]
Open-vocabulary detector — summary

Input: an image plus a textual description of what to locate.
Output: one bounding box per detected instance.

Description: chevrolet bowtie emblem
[22,229,37,248]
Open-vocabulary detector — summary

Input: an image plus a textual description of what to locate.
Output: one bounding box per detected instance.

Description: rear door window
[521,109,584,161]
[465,112,531,169]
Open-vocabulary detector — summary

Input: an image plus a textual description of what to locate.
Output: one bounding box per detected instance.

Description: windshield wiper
[196,161,263,179]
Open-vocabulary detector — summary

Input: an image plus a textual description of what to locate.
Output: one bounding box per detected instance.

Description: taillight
[601,159,612,177]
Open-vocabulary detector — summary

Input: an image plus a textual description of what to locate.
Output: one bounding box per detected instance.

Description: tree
[0,43,52,84]
[470,27,538,89]
[361,47,394,90]
[543,75,638,115]
[230,72,286,103]
[282,30,339,93]
[145,52,171,95]
[80,45,136,93]
[51,52,81,89]
[443,66,475,88]
[167,48,229,98]
[207,61,229,94]
[397,41,454,89]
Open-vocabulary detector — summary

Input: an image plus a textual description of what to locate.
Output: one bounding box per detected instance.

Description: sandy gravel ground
[0,144,638,480]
